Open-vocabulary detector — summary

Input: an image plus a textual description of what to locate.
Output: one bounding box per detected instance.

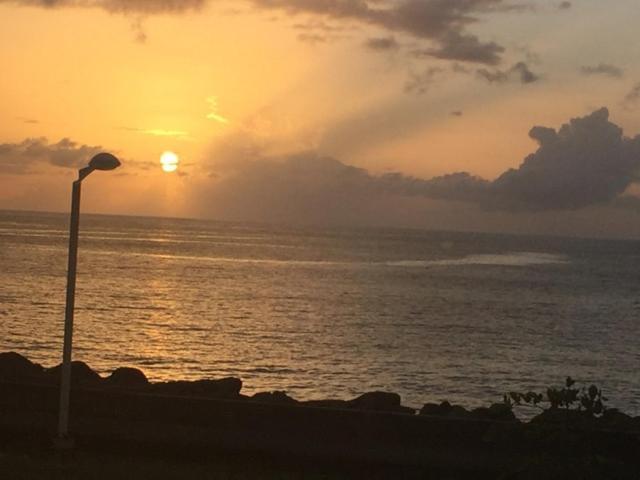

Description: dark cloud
[404,66,443,94]
[0,137,103,174]
[623,82,640,108]
[378,170,490,203]
[292,19,347,43]
[2,0,207,14]
[5,0,519,64]
[201,109,640,221]
[511,62,539,83]
[297,32,328,44]
[558,1,571,10]
[423,31,504,65]
[365,36,399,51]
[249,1,520,64]
[265,0,539,63]
[477,61,539,84]
[451,110,463,117]
[130,16,147,43]
[489,108,640,210]
[0,136,158,175]
[580,63,624,78]
[1,0,207,41]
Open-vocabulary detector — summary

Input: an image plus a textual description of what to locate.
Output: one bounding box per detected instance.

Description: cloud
[623,82,640,108]
[423,31,504,65]
[144,129,189,137]
[1,0,207,41]
[130,16,148,43]
[404,66,443,94]
[477,61,540,84]
[206,96,230,124]
[489,108,640,210]
[0,136,163,176]
[5,0,521,64]
[116,126,190,137]
[249,0,538,64]
[580,63,624,78]
[292,19,347,43]
[2,0,207,14]
[0,137,104,174]
[199,108,640,223]
[557,1,571,10]
[364,36,399,51]
[16,117,39,124]
[297,32,329,44]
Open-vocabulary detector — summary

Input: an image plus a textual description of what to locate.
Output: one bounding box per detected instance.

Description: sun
[160,151,179,173]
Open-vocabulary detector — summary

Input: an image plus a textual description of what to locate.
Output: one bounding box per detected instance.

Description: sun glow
[160,151,179,173]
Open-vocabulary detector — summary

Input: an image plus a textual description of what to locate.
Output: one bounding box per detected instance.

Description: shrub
[504,377,608,417]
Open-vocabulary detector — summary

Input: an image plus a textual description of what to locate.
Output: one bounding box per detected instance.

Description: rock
[349,391,400,410]
[530,408,590,427]
[151,378,242,399]
[348,391,414,414]
[0,352,44,382]
[488,402,517,421]
[420,401,466,417]
[303,399,350,410]
[419,403,442,416]
[599,409,635,431]
[251,391,298,405]
[471,403,518,422]
[45,361,102,386]
[448,405,471,418]
[107,367,149,388]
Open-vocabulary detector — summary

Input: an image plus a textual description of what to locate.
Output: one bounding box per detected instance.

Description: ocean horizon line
[3,207,640,244]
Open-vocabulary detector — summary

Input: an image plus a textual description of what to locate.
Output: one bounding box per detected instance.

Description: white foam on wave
[388,252,569,268]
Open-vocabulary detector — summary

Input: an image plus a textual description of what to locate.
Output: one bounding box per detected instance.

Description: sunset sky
[1,0,640,237]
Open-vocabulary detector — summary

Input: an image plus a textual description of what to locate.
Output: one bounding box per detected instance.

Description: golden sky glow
[1,1,640,237]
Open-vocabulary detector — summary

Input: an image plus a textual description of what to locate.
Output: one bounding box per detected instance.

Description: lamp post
[57,153,121,445]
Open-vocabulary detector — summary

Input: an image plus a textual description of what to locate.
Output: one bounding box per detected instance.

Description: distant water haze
[0,210,638,414]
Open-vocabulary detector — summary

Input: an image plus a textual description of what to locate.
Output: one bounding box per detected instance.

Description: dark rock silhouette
[471,403,517,421]
[421,400,467,418]
[418,402,442,416]
[303,399,351,410]
[0,352,44,382]
[106,367,149,388]
[421,401,516,421]
[600,409,640,432]
[348,391,414,414]
[304,392,414,414]
[45,361,102,386]
[251,391,298,405]
[150,378,242,399]
[529,408,590,426]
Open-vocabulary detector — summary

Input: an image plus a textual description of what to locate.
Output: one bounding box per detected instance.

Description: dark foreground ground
[0,448,387,480]
[1,442,638,480]
[1,352,639,479]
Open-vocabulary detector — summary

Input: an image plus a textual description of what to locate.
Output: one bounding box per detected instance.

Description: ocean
[1,210,638,414]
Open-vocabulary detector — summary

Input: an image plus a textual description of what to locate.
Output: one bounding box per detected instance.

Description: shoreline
[2,351,639,478]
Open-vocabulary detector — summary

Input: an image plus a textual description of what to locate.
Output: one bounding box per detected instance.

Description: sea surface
[1,210,638,414]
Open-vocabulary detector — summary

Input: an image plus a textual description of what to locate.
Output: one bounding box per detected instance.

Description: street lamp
[57,153,121,445]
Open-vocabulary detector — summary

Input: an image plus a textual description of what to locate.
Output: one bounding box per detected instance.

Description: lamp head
[78,153,121,181]
[89,153,121,171]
